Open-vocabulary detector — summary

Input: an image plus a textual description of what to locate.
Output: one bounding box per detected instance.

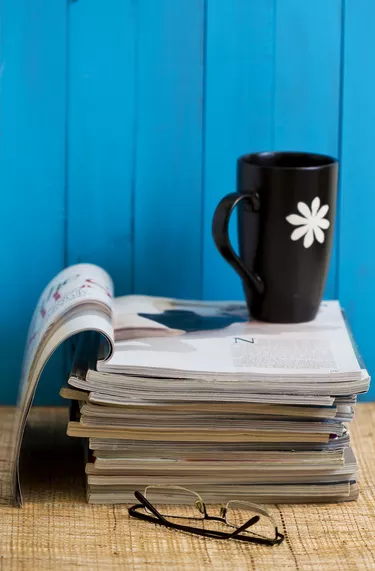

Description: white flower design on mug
[286,197,330,249]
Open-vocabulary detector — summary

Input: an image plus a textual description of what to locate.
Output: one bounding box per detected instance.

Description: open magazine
[5,263,369,506]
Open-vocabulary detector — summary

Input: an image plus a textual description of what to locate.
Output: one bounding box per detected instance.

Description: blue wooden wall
[1,0,374,403]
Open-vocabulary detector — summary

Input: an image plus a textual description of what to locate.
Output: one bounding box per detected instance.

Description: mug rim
[239,151,338,171]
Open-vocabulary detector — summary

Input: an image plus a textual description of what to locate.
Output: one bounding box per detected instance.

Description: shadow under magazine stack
[61,299,369,505]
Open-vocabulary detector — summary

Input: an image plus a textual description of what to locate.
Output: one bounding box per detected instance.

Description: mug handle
[212,192,264,295]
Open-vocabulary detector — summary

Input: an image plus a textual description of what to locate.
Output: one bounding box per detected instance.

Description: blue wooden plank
[274,0,342,298]
[203,0,275,300]
[0,0,66,404]
[133,0,204,299]
[67,0,136,295]
[338,0,375,400]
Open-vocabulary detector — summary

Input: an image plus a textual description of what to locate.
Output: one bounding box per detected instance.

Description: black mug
[212,152,338,323]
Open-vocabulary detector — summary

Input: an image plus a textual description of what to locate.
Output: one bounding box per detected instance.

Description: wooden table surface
[0,404,375,570]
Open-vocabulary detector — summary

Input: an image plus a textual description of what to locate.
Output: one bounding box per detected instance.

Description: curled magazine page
[1,264,115,507]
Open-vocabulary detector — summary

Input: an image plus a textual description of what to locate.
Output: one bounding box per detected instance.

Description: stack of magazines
[62,289,369,505]
[12,264,369,506]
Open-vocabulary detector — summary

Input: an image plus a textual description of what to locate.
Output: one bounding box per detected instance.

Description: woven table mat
[0,404,374,570]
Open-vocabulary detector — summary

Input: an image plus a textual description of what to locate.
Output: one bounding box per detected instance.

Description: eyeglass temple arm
[228,515,260,538]
[134,491,169,525]
[229,517,284,546]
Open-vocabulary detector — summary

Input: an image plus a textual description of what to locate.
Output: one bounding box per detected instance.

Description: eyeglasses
[128,485,284,546]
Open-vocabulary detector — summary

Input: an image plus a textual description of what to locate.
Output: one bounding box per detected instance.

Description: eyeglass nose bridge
[219,506,227,519]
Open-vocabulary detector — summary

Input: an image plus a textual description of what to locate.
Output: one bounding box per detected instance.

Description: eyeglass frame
[128,487,284,546]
